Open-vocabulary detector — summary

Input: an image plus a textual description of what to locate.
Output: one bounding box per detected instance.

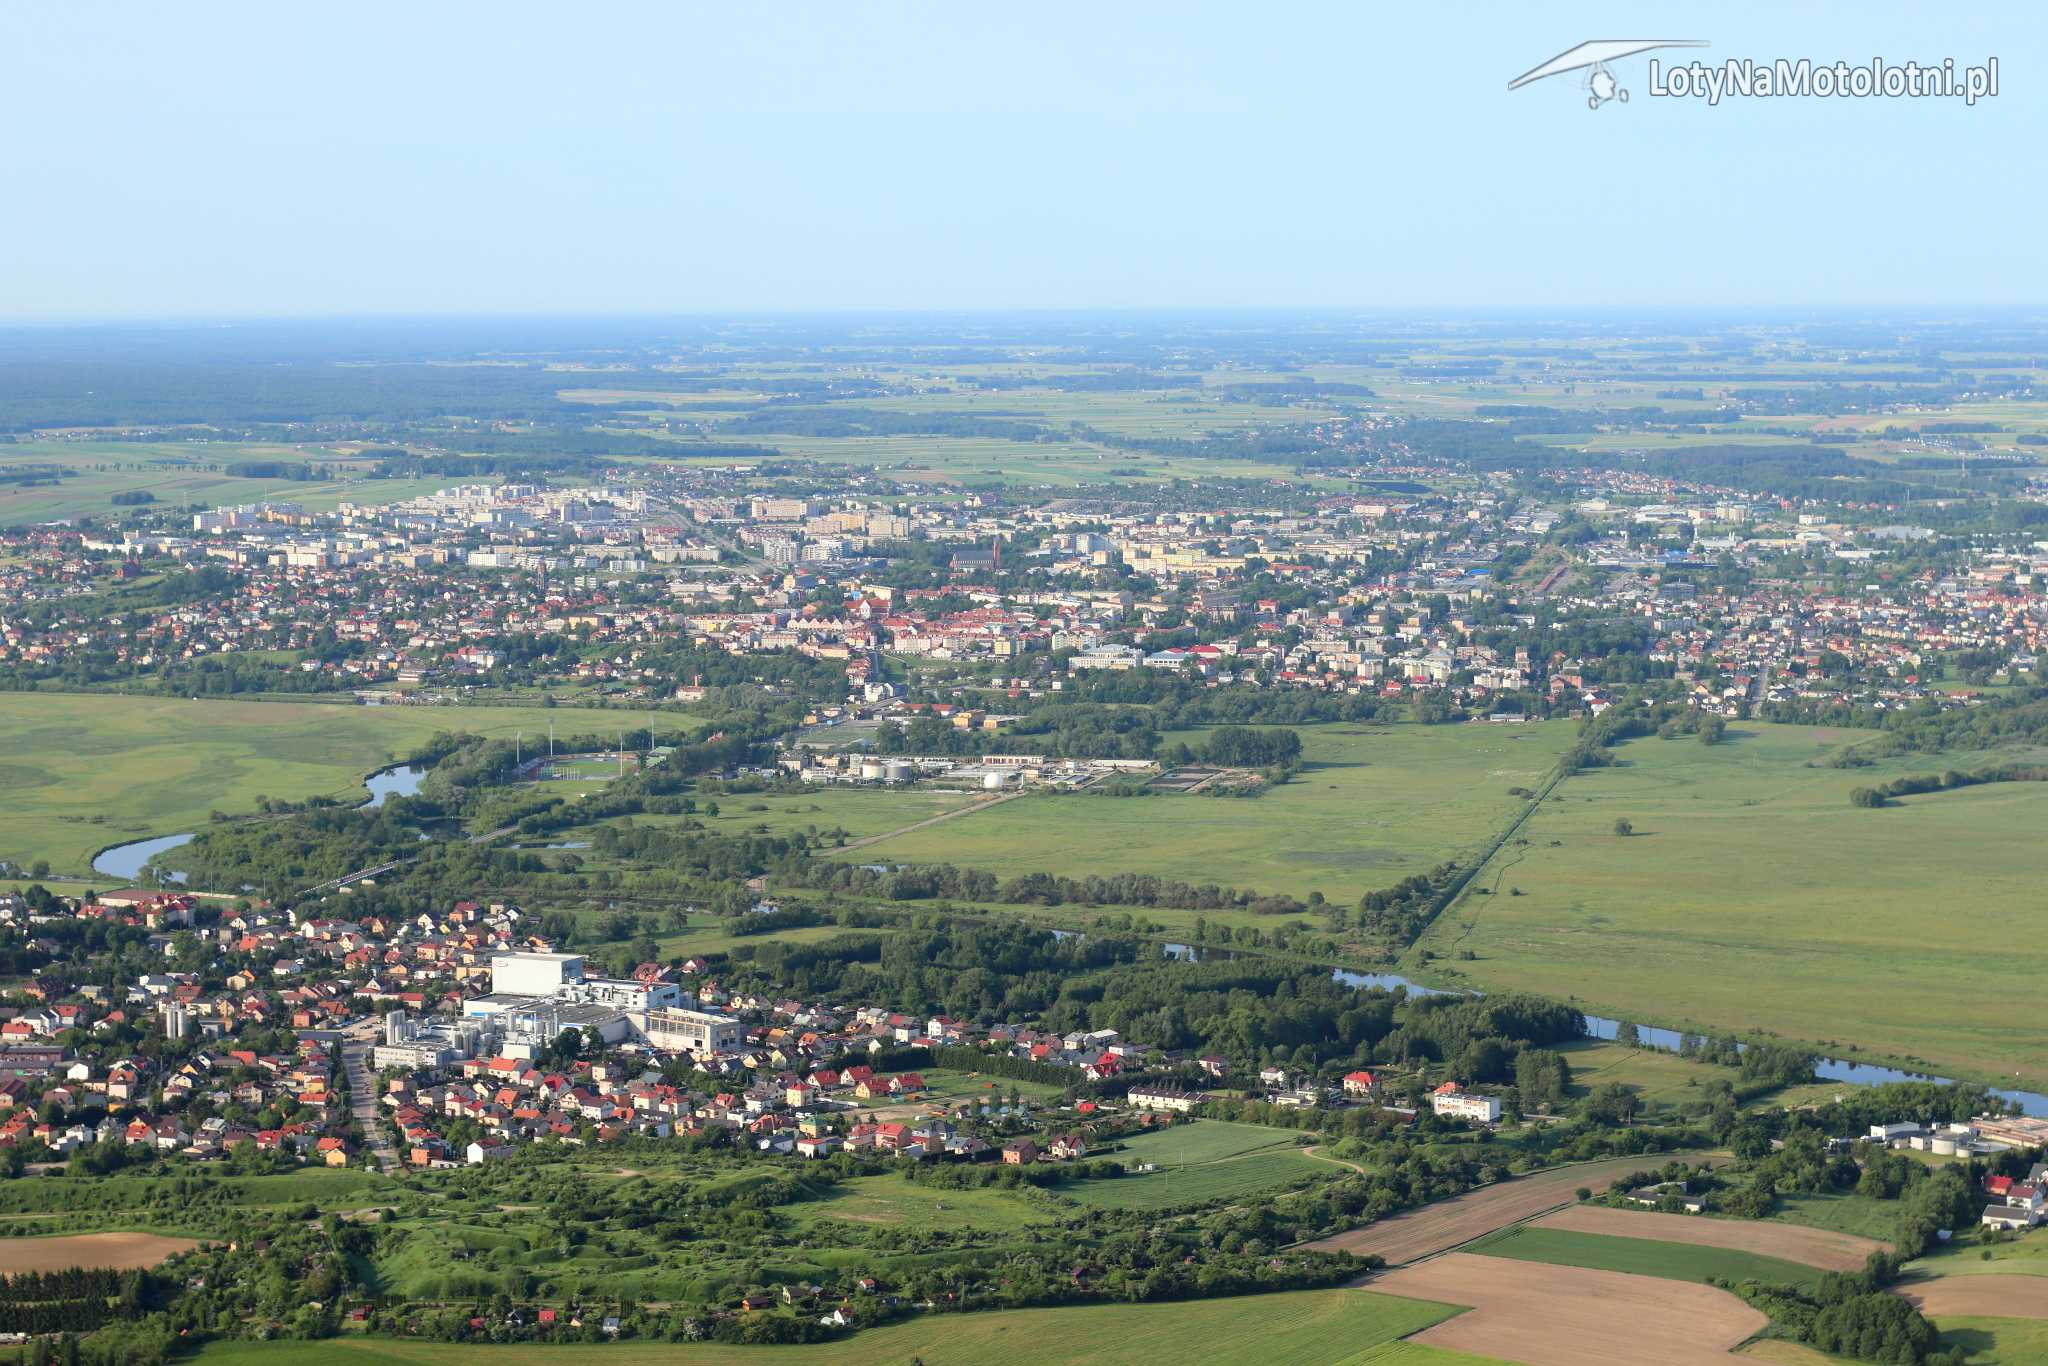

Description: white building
[491,951,585,997]
[1430,1085,1502,1124]
[642,1008,743,1055]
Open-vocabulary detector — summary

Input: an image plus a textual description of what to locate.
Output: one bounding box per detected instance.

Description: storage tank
[1931,1136,1958,1156]
[883,759,915,784]
[982,770,1012,790]
[859,760,886,782]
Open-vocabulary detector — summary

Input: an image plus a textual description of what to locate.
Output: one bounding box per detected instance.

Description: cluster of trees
[799,858,1307,918]
[1353,863,1460,947]
[1161,725,1302,769]
[1851,762,2048,808]
[1730,1253,1956,1364]
[872,706,1159,761]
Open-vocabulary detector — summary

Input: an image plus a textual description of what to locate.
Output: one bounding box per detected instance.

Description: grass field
[1931,1315,2048,1364]
[0,693,665,876]
[1465,1226,1825,1287]
[1065,1120,1325,1211]
[1553,1040,1749,1116]
[1766,1192,1906,1245]
[788,1173,1049,1232]
[1417,722,2048,1088]
[597,788,980,848]
[1910,1226,2048,1278]
[0,441,453,524]
[179,1287,1466,1366]
[840,722,1573,902]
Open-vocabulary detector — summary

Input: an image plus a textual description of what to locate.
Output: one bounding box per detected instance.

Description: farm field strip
[1896,1274,2048,1319]
[1303,1154,1713,1265]
[1465,1225,1826,1288]
[0,1231,197,1273]
[1532,1204,1887,1271]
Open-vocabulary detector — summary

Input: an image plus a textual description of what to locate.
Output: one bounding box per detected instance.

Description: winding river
[90,764,425,882]
[1168,944,2048,1116]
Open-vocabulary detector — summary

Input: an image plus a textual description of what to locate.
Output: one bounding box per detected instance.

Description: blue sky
[2,2,2038,317]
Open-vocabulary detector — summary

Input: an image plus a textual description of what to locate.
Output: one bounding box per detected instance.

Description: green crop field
[177,1286,1466,1366]
[1416,722,2048,1088]
[0,693,673,876]
[838,722,1573,903]
[1464,1226,1825,1287]
[1345,1346,1512,1366]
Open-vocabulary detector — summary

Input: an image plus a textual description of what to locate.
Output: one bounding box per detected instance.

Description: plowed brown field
[0,1232,198,1273]
[1896,1274,2048,1319]
[1365,1253,1769,1365]
[1306,1153,1714,1265]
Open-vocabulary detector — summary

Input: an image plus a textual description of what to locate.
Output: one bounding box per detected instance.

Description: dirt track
[1534,1204,1887,1272]
[1895,1274,2048,1319]
[1366,1252,1768,1365]
[1306,1153,1713,1265]
[0,1232,198,1274]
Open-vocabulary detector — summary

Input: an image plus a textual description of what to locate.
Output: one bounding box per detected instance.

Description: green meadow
[0,440,451,524]
[1464,1226,1825,1287]
[0,693,666,876]
[1931,1317,2048,1365]
[1419,722,2048,1088]
[838,722,1574,903]
[569,787,980,849]
[178,1286,1470,1366]
[1065,1120,1328,1212]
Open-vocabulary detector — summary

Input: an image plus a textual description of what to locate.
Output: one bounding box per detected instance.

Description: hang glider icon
[1509,39,1709,108]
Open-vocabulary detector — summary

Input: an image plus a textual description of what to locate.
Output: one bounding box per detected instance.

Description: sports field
[182,1286,1468,1366]
[1067,1119,1325,1211]
[840,722,1573,902]
[0,693,660,876]
[1418,722,2048,1088]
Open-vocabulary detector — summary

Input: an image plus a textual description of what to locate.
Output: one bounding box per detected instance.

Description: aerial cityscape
[2,4,2046,1365]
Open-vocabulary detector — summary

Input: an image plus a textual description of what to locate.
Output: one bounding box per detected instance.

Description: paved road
[340,1018,400,1174]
